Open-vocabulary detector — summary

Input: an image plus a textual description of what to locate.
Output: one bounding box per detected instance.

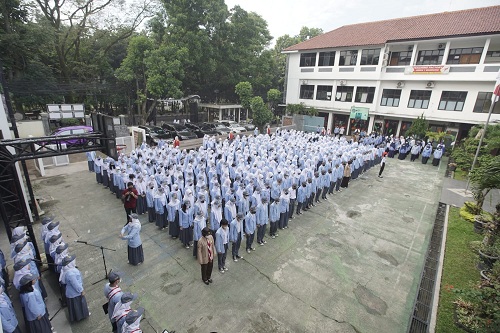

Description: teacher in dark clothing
[122,182,138,225]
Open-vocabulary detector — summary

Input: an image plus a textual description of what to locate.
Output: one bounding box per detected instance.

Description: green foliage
[235,82,253,109]
[286,103,318,116]
[470,156,500,209]
[267,89,281,107]
[250,96,273,128]
[459,206,476,223]
[406,114,428,139]
[435,207,484,333]
[60,118,82,126]
[464,201,482,215]
[453,285,500,332]
[452,124,500,173]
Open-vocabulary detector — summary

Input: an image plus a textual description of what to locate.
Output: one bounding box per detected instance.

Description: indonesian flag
[494,69,500,102]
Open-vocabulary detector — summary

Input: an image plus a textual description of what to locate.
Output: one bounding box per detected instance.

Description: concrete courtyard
[14,154,445,332]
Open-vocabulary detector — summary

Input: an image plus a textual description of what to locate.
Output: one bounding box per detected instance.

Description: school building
[283,5,500,140]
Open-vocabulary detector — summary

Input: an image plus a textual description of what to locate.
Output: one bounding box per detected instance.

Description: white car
[227,123,247,133]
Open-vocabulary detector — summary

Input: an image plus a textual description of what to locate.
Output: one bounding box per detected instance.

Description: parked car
[161,123,198,140]
[184,123,221,138]
[241,120,255,131]
[226,123,247,133]
[47,126,94,146]
[138,125,174,145]
[205,123,231,135]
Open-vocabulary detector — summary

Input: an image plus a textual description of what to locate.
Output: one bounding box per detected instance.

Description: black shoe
[208,279,213,283]
[204,280,209,285]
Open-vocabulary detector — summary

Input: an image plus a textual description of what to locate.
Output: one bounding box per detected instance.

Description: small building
[283,5,500,141]
[198,103,249,123]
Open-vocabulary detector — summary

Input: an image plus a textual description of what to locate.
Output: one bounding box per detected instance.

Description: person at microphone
[120,213,144,266]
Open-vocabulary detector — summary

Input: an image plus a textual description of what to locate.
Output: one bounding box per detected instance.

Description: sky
[224,0,500,44]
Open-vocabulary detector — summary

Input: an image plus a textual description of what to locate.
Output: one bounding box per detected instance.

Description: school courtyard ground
[8,153,448,333]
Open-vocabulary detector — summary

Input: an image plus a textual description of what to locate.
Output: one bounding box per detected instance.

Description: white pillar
[396,120,402,137]
[327,113,334,132]
[368,116,375,133]
[346,116,352,135]
[219,108,222,121]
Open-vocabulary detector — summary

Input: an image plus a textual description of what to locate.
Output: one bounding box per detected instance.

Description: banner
[404,65,450,75]
[349,106,369,120]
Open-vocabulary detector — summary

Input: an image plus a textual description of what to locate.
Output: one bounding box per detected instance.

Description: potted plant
[453,285,500,332]
[478,243,499,270]
[448,162,457,171]
[474,214,491,234]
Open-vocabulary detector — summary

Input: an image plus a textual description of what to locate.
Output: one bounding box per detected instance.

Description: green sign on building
[349,106,370,120]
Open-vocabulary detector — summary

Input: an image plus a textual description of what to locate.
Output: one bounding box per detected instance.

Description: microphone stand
[75,240,116,285]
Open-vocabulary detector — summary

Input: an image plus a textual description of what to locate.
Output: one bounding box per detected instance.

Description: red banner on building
[405,65,450,75]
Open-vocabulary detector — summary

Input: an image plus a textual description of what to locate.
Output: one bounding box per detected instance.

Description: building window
[360,49,380,65]
[438,91,467,111]
[316,85,333,101]
[485,50,500,64]
[300,53,317,67]
[354,87,375,103]
[408,90,432,109]
[299,85,314,99]
[335,86,354,102]
[447,48,483,64]
[380,89,401,107]
[339,50,358,66]
[473,92,500,114]
[318,52,335,66]
[389,51,412,66]
[415,49,445,65]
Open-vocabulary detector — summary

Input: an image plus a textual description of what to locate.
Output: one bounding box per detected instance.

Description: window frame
[300,53,317,67]
[415,49,445,65]
[408,90,432,109]
[446,47,483,65]
[318,51,335,67]
[380,89,402,107]
[438,91,468,111]
[316,85,333,101]
[360,48,381,65]
[473,92,500,114]
[339,50,358,66]
[299,85,315,99]
[354,86,376,103]
[388,51,412,66]
[335,86,354,102]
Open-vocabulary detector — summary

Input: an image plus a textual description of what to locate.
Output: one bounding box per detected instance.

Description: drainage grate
[407,202,447,333]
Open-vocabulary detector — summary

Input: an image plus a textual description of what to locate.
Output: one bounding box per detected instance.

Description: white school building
[283,5,500,141]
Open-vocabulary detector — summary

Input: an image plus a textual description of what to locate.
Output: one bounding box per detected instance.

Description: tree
[470,156,500,210]
[250,96,273,128]
[286,103,318,116]
[235,81,253,109]
[452,124,500,171]
[267,88,281,112]
[406,114,428,139]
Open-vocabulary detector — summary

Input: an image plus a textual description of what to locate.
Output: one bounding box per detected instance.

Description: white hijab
[211,202,222,222]
[59,259,76,283]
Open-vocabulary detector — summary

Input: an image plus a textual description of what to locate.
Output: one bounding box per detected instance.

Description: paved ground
[2,153,447,333]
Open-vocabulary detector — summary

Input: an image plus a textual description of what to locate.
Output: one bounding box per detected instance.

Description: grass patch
[453,169,468,181]
[435,206,483,332]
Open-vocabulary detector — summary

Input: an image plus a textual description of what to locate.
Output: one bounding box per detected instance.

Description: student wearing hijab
[120,213,144,266]
[269,198,280,239]
[256,197,269,246]
[193,210,207,258]
[122,307,145,333]
[421,143,433,164]
[197,227,216,285]
[19,274,53,333]
[179,201,193,249]
[215,219,230,274]
[378,152,388,178]
[229,213,244,262]
[210,200,223,240]
[0,279,21,333]
[167,192,181,239]
[61,255,90,322]
[112,292,137,333]
[154,187,167,230]
[245,207,257,253]
[103,272,122,332]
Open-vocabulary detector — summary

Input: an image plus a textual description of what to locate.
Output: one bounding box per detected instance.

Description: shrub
[464,201,482,215]
[460,206,476,223]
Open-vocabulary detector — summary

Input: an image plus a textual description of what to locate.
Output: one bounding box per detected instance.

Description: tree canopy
[1,0,323,124]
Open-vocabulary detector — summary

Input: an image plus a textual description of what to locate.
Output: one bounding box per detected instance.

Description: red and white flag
[494,69,500,102]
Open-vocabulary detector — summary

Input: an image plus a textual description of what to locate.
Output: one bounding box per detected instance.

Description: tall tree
[235,81,253,109]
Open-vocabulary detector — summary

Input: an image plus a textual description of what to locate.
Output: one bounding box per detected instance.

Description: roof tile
[285,6,500,51]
